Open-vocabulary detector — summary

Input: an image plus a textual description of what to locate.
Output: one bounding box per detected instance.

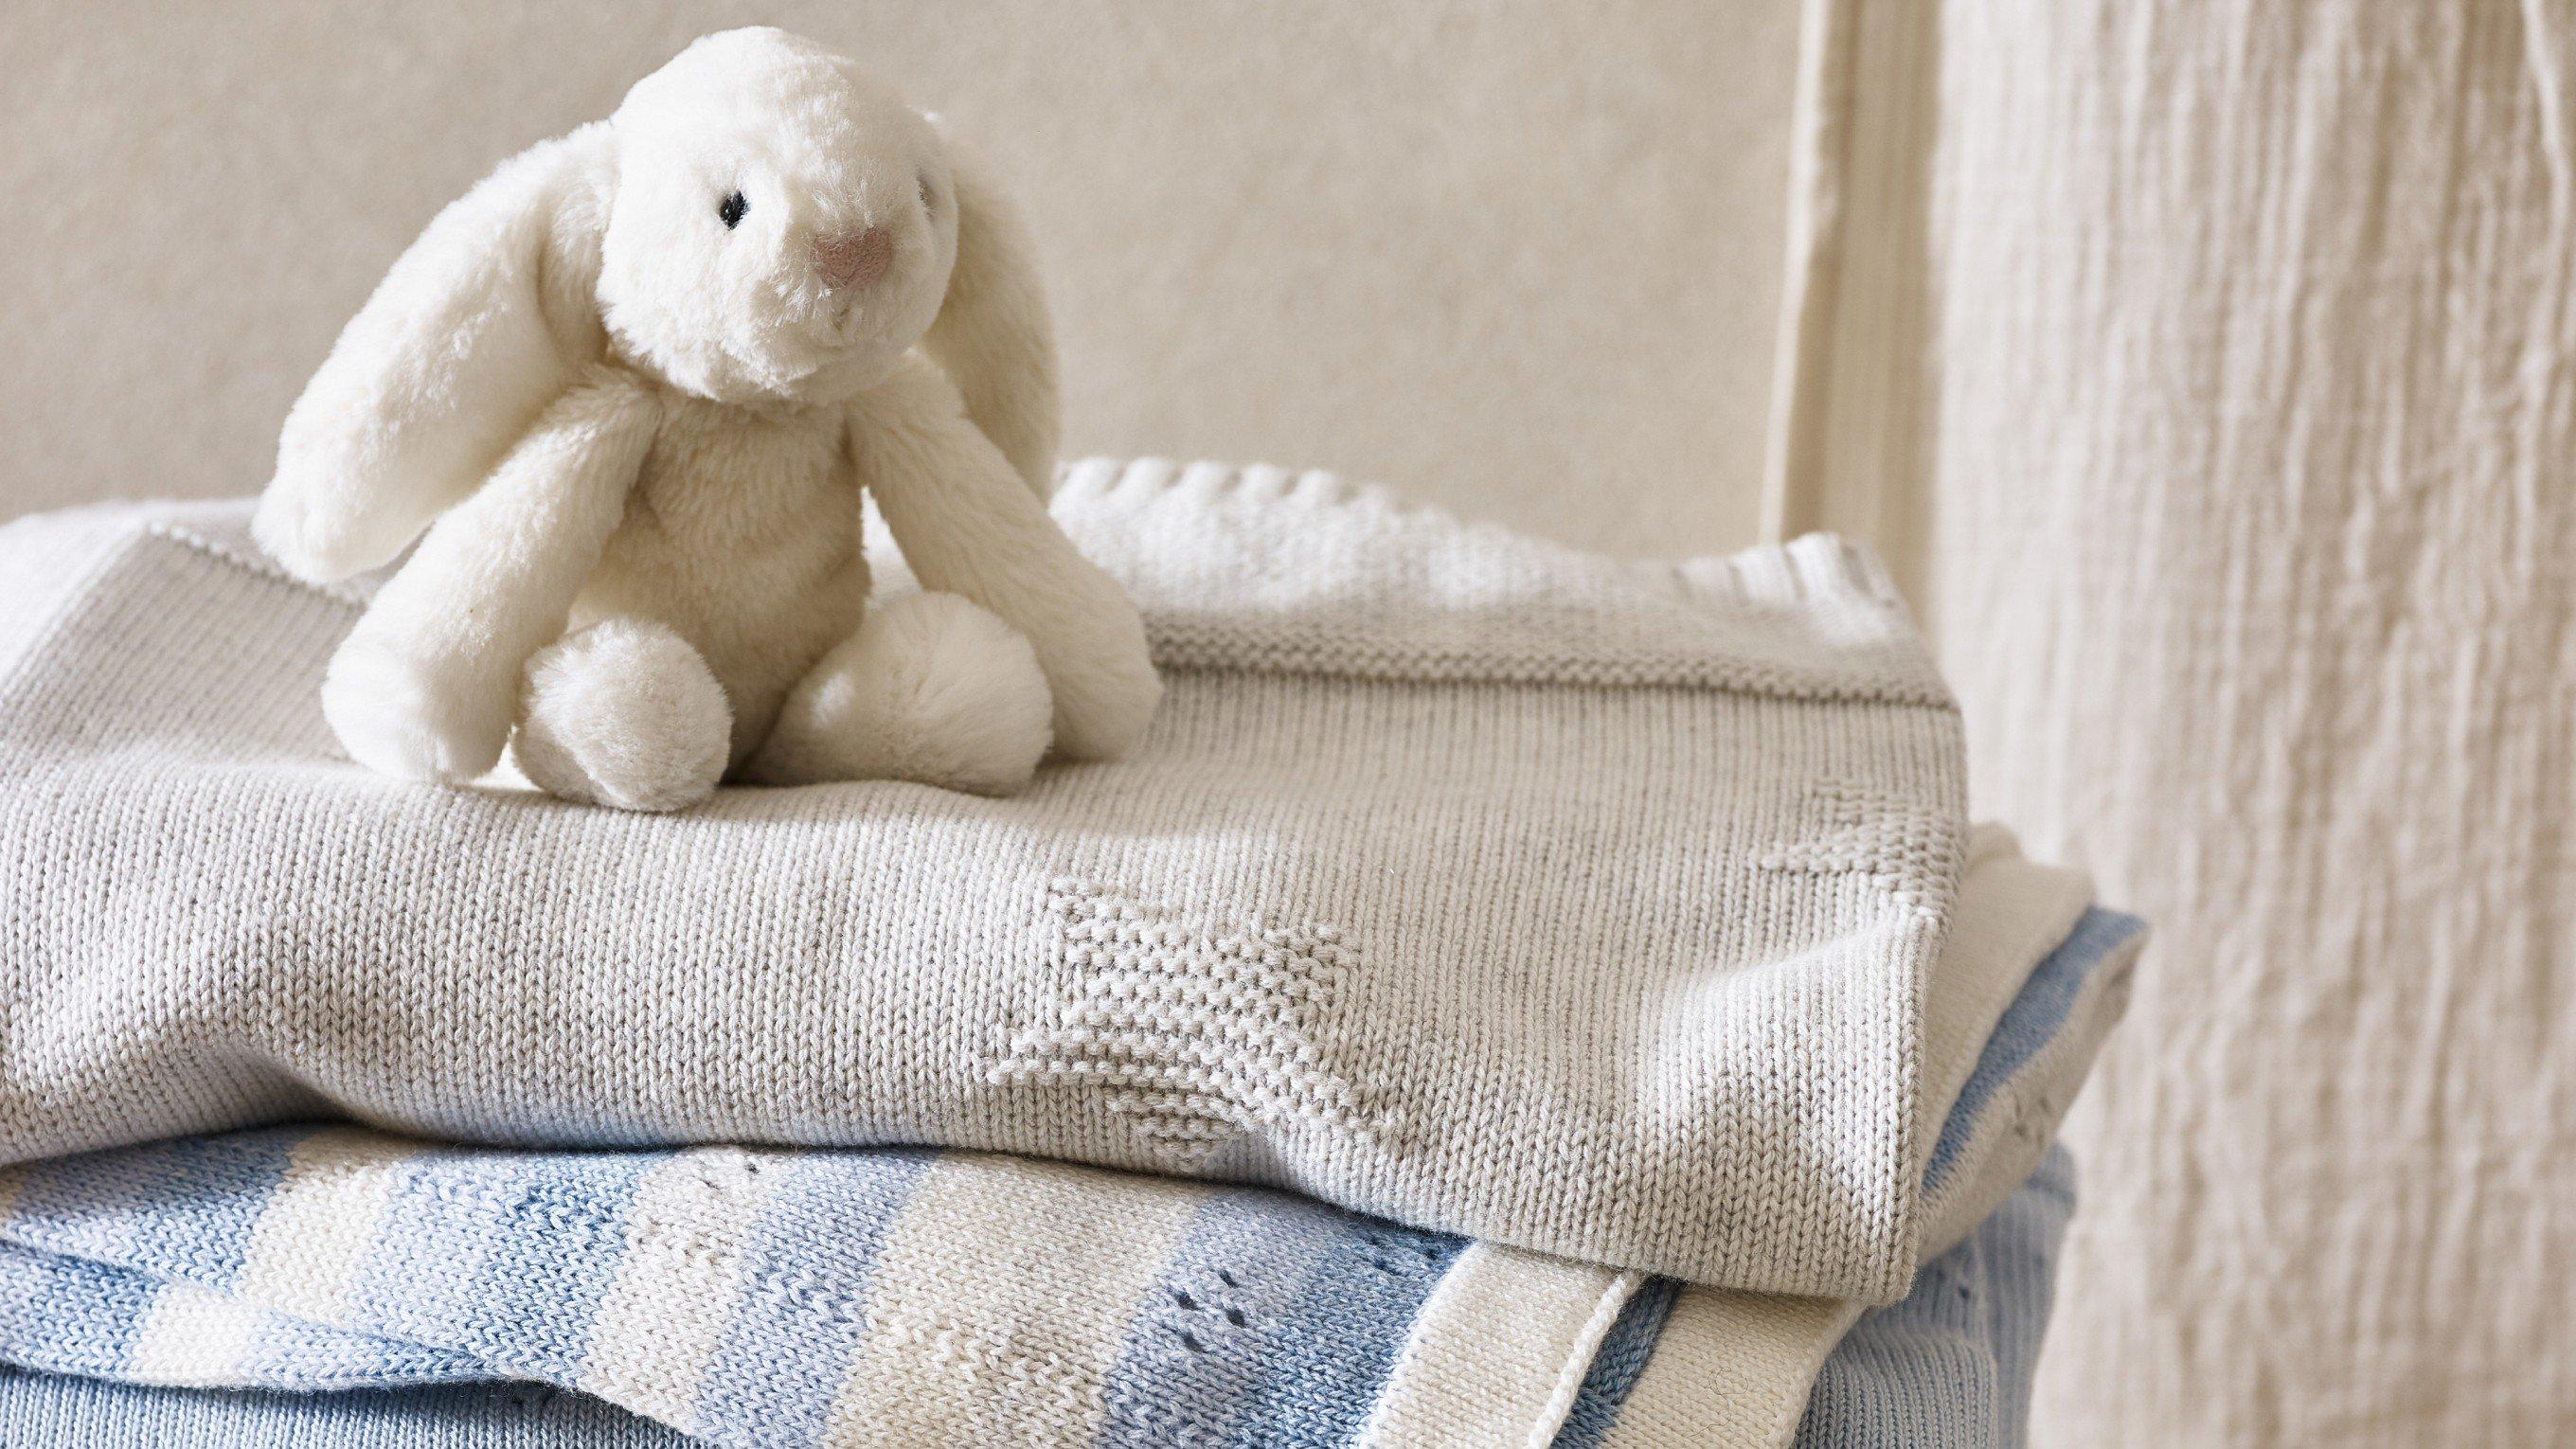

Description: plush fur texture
[742,590,1051,796]
[514,618,732,812]
[851,358,1157,760]
[255,27,1155,811]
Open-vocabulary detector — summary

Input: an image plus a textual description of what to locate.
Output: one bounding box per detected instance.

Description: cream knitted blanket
[0,461,1964,1301]
[0,834,2140,1449]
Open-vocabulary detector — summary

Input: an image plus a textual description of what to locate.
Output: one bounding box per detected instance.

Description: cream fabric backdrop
[1777,0,2576,1442]
[19,1,2570,1441]
[0,1,1794,557]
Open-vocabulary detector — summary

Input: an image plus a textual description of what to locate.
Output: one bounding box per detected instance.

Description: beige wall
[0,1,1794,559]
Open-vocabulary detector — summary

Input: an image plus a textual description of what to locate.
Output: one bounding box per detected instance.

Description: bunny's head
[599,28,964,403]
[259,27,1056,582]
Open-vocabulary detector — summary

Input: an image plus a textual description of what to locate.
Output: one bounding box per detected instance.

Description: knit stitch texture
[0,901,2138,1448]
[0,462,1965,1299]
[0,1149,2079,1449]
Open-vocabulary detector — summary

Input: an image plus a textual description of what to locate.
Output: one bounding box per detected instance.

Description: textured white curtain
[1774,1,2576,1441]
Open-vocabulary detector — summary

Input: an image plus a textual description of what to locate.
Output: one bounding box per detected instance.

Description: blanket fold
[0,856,2143,1448]
[0,470,1966,1299]
[0,1155,2078,1449]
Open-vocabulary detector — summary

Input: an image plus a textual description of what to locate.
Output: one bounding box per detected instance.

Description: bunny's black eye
[718,191,748,229]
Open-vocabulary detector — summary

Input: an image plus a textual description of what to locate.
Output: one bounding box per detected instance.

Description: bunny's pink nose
[812,226,894,291]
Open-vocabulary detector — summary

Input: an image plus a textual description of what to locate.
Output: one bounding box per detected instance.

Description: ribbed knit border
[142,460,1953,707]
[1056,457,1954,704]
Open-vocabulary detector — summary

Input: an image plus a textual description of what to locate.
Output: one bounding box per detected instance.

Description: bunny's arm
[850,359,1160,760]
[323,373,661,784]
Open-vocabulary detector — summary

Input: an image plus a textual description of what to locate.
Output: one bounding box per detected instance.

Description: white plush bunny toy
[255,27,1158,812]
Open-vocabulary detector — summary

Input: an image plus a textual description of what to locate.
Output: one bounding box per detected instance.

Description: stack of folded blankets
[0,460,2141,1447]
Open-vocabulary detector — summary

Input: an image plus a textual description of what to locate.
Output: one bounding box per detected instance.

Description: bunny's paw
[744,591,1051,796]
[511,619,731,814]
[321,637,518,784]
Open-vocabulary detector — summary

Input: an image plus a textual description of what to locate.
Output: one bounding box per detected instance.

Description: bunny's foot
[511,618,731,813]
[743,591,1051,796]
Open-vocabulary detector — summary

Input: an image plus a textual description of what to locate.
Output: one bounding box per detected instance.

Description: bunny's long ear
[920,130,1061,501]
[255,124,617,582]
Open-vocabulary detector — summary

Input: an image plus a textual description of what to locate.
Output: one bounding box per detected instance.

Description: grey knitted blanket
[0,460,1964,1301]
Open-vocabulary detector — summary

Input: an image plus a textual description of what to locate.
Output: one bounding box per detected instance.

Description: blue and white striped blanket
[0,911,2141,1448]
[0,1146,2078,1449]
